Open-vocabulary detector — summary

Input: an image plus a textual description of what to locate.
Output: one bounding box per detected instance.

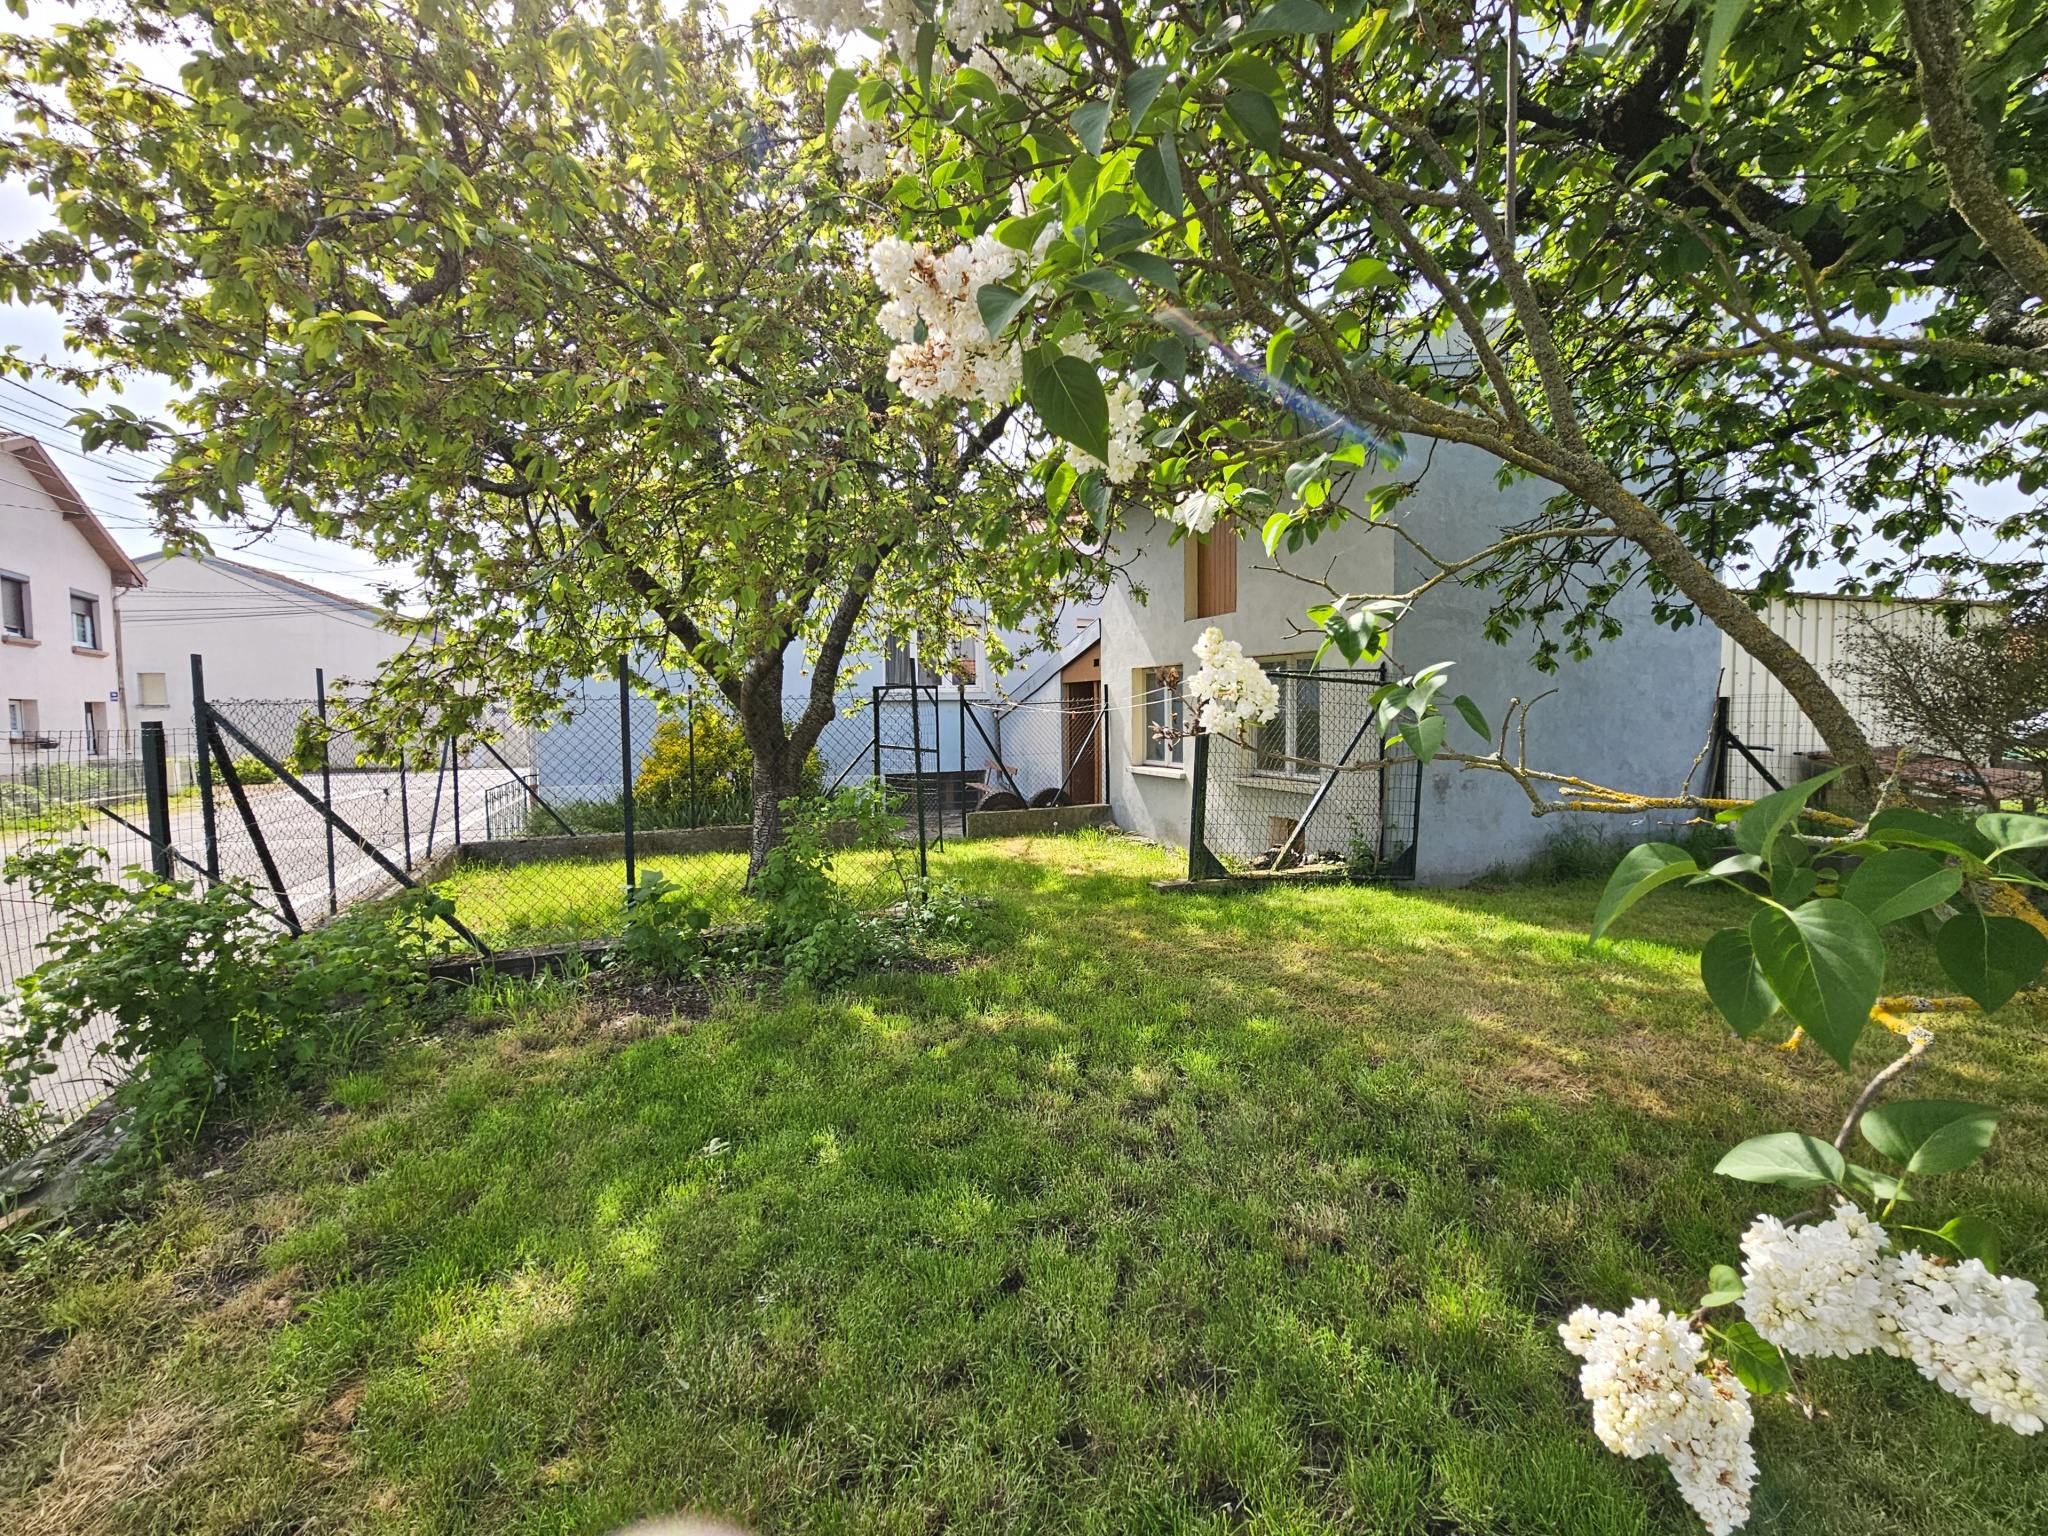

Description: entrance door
[1062,681,1101,803]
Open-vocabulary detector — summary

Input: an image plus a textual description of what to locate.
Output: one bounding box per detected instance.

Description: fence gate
[1189,667,1421,881]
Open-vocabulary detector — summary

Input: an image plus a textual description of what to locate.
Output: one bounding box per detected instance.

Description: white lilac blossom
[1739,1202,1891,1359]
[1881,1252,2048,1434]
[1559,1300,1759,1536]
[831,114,893,182]
[940,0,1006,48]
[869,233,1022,407]
[967,44,1064,94]
[784,0,870,36]
[1069,380,1148,485]
[1170,487,1226,535]
[1184,627,1281,736]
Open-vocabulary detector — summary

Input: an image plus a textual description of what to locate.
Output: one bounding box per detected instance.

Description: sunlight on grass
[4,832,2043,1536]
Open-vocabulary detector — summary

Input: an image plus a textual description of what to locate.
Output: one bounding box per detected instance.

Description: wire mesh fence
[1189,668,1422,881]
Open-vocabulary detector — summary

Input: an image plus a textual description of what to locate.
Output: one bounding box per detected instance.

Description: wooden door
[1063,681,1101,803]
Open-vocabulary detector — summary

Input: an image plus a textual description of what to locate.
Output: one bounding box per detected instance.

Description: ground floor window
[1138,665,1186,765]
[1255,661,1321,778]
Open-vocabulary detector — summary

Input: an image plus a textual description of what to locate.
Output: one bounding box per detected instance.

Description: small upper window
[70,594,99,649]
[1,575,26,637]
[137,672,169,709]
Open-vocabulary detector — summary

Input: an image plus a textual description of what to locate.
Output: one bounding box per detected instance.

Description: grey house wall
[1100,443,1722,884]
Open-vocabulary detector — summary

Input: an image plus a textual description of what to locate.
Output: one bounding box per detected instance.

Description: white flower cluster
[786,0,1003,54]
[1170,487,1226,535]
[869,233,1023,407]
[831,113,896,182]
[1739,1203,1891,1358]
[1070,380,1148,485]
[1185,627,1280,736]
[1735,1203,2048,1436]
[967,43,1064,95]
[1883,1251,2048,1434]
[1559,1300,1758,1536]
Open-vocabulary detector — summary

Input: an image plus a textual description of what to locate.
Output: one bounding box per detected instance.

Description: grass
[438,847,919,946]
[4,831,2046,1534]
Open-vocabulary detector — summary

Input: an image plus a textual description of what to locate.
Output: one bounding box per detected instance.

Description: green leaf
[1978,812,2048,859]
[1070,268,1139,305]
[998,207,1059,251]
[974,282,1029,341]
[1934,910,2048,1013]
[1070,99,1111,158]
[1449,694,1490,743]
[1114,252,1180,292]
[1700,1263,1746,1308]
[1224,88,1287,155]
[1715,1131,1846,1188]
[1218,56,1286,96]
[1861,1098,1999,1176]
[1045,460,1076,514]
[1866,807,1992,861]
[1843,1161,1908,1203]
[1134,134,1184,217]
[1397,714,1446,763]
[1715,1318,1792,1395]
[1936,1215,2001,1271]
[823,67,859,132]
[1027,354,1111,463]
[1316,605,1386,665]
[1242,0,1339,35]
[1842,849,1963,927]
[1334,256,1396,292]
[1701,926,1781,1037]
[1124,65,1170,133]
[1732,768,1842,859]
[1589,842,1699,945]
[915,21,936,96]
[1136,333,1187,383]
[1699,0,1751,103]
[1748,900,1883,1069]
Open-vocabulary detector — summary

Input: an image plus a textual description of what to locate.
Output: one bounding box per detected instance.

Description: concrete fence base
[962,803,1115,839]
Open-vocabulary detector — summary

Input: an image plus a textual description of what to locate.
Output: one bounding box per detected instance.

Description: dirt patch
[4,1398,216,1536]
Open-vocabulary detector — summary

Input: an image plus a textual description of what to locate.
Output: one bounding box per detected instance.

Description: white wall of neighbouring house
[118,553,410,724]
[1100,442,1725,884]
[0,448,126,749]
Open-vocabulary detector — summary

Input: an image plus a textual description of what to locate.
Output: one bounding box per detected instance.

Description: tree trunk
[738,686,805,882]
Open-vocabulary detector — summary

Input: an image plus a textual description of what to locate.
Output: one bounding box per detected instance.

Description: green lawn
[4,833,2045,1534]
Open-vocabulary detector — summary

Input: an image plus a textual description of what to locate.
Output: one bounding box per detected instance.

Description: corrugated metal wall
[1716,594,1987,799]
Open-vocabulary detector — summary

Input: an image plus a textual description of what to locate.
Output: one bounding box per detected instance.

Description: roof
[0,434,147,589]
[132,550,387,619]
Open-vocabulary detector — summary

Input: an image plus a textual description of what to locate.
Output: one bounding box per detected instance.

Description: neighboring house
[117,552,408,722]
[1715,592,2000,801]
[0,434,145,753]
[1101,445,1723,884]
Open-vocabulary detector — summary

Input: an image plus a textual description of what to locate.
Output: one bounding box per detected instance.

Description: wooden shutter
[1195,527,1236,617]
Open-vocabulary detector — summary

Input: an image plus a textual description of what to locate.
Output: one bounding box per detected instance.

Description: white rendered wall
[0,453,123,742]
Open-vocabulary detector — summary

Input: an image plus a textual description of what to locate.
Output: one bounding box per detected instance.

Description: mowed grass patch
[3,832,2044,1535]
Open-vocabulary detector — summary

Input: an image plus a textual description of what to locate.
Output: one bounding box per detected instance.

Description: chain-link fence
[1187,668,1422,881]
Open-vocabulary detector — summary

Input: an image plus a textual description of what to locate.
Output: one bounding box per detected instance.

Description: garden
[2,830,2042,1536]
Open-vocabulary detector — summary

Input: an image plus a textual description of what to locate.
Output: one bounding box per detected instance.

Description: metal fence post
[910,681,928,880]
[687,690,698,830]
[871,684,882,790]
[450,732,462,847]
[140,719,173,881]
[1187,729,1226,881]
[399,749,412,870]
[190,653,219,880]
[618,652,636,893]
[316,667,337,916]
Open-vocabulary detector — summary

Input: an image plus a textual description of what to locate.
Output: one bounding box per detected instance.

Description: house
[117,552,408,722]
[0,435,145,753]
[1100,444,1724,884]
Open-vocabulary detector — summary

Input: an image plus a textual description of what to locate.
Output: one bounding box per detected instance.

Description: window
[7,700,38,741]
[83,700,106,756]
[1256,670,1322,778]
[945,635,979,687]
[1137,664,1187,764]
[884,637,918,687]
[70,594,99,649]
[1184,526,1237,619]
[1,575,27,637]
[137,671,169,708]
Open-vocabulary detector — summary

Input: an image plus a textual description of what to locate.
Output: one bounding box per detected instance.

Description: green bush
[230,756,276,785]
[0,843,453,1159]
[635,709,823,822]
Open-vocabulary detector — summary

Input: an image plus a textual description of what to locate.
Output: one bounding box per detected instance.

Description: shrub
[231,756,276,785]
[635,708,823,824]
[1,843,452,1158]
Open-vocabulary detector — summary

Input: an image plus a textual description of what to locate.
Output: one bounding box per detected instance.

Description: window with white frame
[1139,664,1187,764]
[8,700,38,740]
[1255,660,1321,778]
[70,593,99,649]
[1,574,27,637]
